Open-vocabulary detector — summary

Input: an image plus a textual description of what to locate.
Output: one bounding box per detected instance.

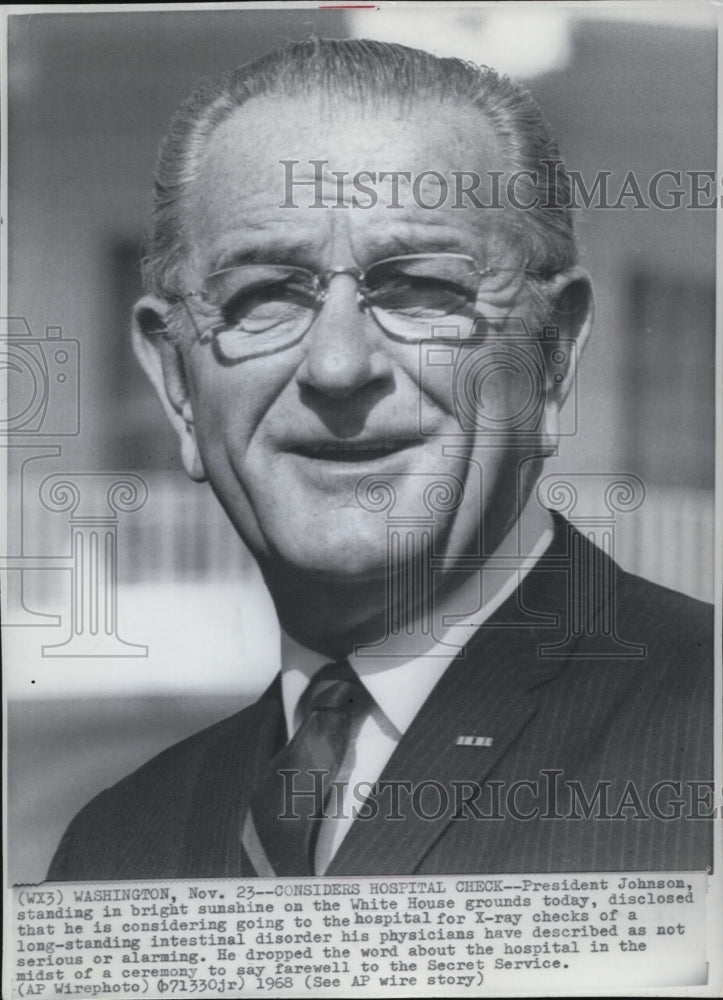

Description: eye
[377,276,471,316]
[218,277,316,335]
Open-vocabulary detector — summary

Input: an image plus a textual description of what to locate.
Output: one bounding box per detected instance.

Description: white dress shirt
[280,498,554,874]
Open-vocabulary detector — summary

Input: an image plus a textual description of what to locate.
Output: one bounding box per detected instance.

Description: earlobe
[131,295,207,482]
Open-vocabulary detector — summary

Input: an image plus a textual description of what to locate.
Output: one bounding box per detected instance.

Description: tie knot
[301,659,370,717]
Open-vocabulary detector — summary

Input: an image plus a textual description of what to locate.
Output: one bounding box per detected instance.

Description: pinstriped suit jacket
[48,516,714,879]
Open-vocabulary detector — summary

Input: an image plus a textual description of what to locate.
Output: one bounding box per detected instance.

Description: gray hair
[142,37,577,301]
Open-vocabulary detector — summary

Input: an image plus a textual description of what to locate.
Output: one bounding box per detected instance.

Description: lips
[289,438,420,463]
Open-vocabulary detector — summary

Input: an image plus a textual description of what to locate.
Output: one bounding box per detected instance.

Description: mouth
[289,438,420,463]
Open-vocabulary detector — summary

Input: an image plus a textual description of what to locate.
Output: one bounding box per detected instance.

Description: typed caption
[7,872,710,997]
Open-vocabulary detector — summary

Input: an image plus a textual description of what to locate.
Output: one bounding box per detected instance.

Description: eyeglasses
[174,252,532,361]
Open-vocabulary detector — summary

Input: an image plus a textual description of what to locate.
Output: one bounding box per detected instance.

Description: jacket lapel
[326,618,561,875]
[328,516,616,875]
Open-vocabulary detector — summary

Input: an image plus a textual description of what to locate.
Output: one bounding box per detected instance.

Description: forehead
[184,94,511,273]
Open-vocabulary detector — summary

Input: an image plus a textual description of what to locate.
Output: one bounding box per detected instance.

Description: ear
[131,295,207,482]
[540,266,594,452]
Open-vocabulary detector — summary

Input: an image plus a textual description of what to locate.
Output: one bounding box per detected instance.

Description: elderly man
[49,38,712,880]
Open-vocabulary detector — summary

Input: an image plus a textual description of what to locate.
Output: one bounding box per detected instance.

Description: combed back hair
[142,36,577,300]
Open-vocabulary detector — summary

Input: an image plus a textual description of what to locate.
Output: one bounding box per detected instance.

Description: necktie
[247,660,370,876]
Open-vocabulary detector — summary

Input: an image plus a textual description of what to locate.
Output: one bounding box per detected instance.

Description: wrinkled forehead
[182,93,514,274]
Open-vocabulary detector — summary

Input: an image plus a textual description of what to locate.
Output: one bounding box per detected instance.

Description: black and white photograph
[3,3,721,996]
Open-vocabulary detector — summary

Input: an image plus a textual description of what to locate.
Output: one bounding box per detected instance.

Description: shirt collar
[281,498,554,738]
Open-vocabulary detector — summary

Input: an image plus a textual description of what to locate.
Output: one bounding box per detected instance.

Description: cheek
[420,342,548,434]
[414,345,459,417]
[185,354,293,459]
[183,368,278,557]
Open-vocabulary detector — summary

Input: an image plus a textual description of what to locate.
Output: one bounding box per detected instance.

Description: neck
[263,565,397,657]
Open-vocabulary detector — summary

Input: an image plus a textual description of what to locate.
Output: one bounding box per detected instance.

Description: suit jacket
[48,515,713,879]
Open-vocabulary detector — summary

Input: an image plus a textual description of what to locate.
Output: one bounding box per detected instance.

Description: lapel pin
[456,735,494,747]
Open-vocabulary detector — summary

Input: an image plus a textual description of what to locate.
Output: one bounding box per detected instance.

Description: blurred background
[5,4,717,882]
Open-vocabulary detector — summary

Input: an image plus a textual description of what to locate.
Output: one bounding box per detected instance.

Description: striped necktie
[245,659,370,876]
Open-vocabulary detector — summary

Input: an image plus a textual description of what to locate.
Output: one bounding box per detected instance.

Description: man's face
[163,96,557,582]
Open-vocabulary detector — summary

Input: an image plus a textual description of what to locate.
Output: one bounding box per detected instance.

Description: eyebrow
[386,234,465,254]
[363,226,498,263]
[210,239,319,273]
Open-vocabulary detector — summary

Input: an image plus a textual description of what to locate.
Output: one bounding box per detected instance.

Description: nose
[295,273,390,399]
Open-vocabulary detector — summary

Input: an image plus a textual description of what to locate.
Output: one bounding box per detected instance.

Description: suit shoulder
[46,698,266,880]
[82,700,259,809]
[615,566,712,638]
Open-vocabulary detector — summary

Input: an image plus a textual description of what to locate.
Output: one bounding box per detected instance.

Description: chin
[274,543,390,585]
